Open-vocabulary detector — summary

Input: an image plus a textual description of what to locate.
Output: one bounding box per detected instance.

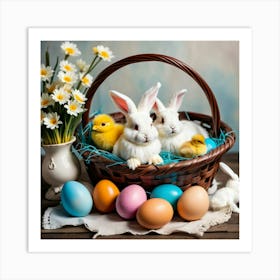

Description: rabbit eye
[161,118,165,124]
[134,124,139,130]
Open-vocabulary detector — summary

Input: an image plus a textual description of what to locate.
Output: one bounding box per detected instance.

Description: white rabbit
[110,82,163,170]
[209,162,240,213]
[153,89,209,155]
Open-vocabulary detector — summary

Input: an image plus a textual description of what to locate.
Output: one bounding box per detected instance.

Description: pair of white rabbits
[110,82,209,170]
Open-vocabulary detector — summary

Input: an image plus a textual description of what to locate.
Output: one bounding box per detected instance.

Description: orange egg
[92,179,120,213]
[177,185,209,221]
[136,198,174,229]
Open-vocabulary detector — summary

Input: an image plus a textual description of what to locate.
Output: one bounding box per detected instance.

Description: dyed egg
[116,184,147,219]
[136,198,174,229]
[205,138,217,152]
[177,185,209,221]
[61,181,93,217]
[92,179,120,213]
[150,184,183,209]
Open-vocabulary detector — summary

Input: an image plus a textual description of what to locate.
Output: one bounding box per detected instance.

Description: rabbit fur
[209,162,240,213]
[110,82,163,170]
[153,89,209,155]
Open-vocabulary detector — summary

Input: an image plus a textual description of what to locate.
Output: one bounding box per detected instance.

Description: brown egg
[136,198,174,229]
[177,185,209,221]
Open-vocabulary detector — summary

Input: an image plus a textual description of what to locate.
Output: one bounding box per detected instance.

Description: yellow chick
[91,114,124,152]
[179,134,207,158]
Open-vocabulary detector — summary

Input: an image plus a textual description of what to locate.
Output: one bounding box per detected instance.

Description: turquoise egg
[61,181,93,217]
[205,138,217,152]
[150,184,183,209]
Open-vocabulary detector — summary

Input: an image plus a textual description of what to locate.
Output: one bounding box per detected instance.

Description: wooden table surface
[41,153,239,239]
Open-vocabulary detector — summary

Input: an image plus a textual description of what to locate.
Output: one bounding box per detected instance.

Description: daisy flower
[41,93,54,108]
[61,41,81,57]
[58,71,77,85]
[41,111,47,125]
[41,64,54,82]
[80,73,93,88]
[52,88,70,105]
[72,89,87,104]
[62,84,72,93]
[93,45,114,62]
[59,60,77,72]
[64,100,84,116]
[45,81,63,93]
[76,59,89,73]
[43,112,63,130]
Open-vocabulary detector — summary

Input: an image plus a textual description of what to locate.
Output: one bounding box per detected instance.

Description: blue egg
[61,181,93,217]
[205,138,217,152]
[150,184,183,209]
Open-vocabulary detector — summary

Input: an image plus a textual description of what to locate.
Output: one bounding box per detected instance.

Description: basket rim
[77,112,235,172]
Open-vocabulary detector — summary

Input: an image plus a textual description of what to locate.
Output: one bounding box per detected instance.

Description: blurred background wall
[41,41,239,152]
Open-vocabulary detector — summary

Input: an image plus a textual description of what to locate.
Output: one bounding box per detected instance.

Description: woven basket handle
[83,53,221,137]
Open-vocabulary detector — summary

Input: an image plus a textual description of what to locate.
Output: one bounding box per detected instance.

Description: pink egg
[116,184,147,219]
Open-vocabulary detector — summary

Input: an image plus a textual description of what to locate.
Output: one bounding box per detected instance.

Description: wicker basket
[78,53,236,191]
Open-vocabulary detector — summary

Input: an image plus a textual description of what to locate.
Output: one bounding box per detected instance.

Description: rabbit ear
[168,89,187,111]
[138,82,161,112]
[153,97,166,113]
[110,90,137,115]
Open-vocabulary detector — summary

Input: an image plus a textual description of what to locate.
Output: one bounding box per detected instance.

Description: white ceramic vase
[42,136,81,200]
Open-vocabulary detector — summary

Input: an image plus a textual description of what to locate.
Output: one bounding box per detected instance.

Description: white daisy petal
[41,93,54,108]
[93,45,114,61]
[52,88,70,105]
[59,60,77,72]
[43,112,63,130]
[72,89,88,104]
[76,59,90,72]
[79,73,93,88]
[64,100,84,116]
[57,71,77,85]
[41,64,54,82]
[61,41,81,57]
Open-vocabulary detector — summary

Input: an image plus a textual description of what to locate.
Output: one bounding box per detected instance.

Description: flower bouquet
[41,41,114,200]
[41,42,114,145]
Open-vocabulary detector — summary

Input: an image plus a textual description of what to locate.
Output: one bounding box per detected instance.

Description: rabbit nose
[144,135,149,142]
[170,125,176,133]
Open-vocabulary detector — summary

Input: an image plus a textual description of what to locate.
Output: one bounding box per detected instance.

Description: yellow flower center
[47,83,56,93]
[64,65,72,71]
[100,51,109,59]
[41,69,47,76]
[82,76,89,84]
[64,76,72,83]
[50,118,57,125]
[57,94,64,100]
[69,104,77,111]
[41,100,49,106]
[65,47,75,55]
[74,94,83,103]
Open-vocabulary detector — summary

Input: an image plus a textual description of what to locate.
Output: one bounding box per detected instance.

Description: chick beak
[92,125,99,131]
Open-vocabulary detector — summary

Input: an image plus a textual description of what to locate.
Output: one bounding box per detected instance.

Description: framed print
[28,27,252,253]
[1,0,279,279]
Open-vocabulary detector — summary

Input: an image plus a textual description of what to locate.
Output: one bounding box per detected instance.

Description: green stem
[76,56,100,90]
